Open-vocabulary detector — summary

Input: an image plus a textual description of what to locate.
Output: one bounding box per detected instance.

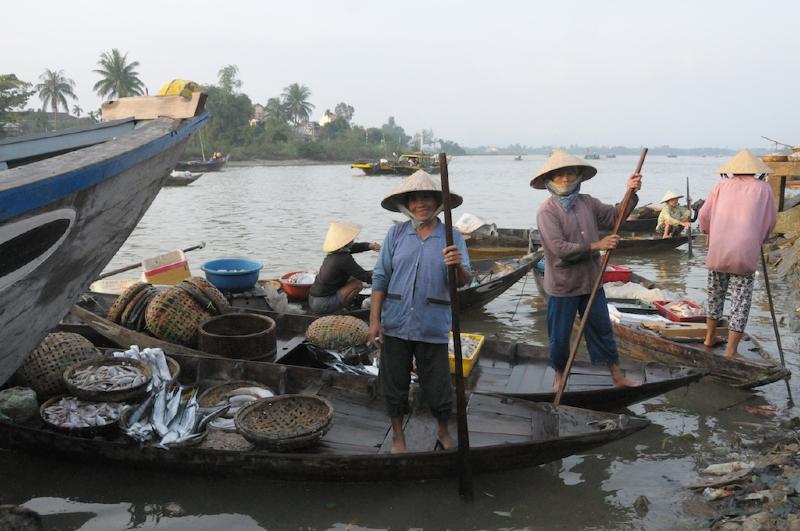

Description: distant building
[250,103,265,126]
[319,110,336,127]
[298,121,320,141]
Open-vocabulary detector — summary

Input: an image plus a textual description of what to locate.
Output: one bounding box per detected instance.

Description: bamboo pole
[686,177,693,259]
[760,250,794,404]
[438,152,473,501]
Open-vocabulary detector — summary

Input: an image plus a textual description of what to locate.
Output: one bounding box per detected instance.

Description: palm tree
[281,83,314,125]
[264,97,288,124]
[93,48,145,100]
[72,104,83,118]
[35,69,77,128]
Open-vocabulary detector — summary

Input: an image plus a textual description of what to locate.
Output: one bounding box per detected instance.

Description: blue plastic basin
[201,259,263,293]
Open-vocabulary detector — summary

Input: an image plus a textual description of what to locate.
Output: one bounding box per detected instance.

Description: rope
[510,267,530,322]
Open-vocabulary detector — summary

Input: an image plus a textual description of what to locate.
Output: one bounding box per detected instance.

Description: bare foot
[723,351,741,359]
[610,365,640,388]
[391,435,407,454]
[552,371,565,393]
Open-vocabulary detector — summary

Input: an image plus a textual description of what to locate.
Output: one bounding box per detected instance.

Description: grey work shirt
[536,194,637,297]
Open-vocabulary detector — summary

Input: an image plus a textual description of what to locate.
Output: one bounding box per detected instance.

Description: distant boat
[514,155,523,161]
[666,154,678,158]
[351,152,442,176]
[0,106,207,384]
[584,153,600,160]
[606,153,616,159]
[175,152,228,171]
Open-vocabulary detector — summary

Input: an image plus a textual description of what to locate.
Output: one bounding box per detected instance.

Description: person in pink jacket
[698,150,777,357]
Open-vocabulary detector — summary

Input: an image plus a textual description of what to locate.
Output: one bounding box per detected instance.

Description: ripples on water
[3,156,798,530]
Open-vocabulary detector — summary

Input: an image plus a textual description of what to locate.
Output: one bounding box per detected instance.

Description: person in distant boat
[368,170,471,453]
[699,150,776,358]
[533,149,641,393]
[307,222,380,314]
[655,190,692,238]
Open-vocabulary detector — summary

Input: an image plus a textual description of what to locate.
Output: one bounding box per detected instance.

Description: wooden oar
[554,148,648,406]
[686,177,693,259]
[760,250,794,404]
[96,242,206,280]
[438,151,473,501]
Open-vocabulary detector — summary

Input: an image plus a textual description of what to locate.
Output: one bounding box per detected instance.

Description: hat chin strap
[397,203,444,229]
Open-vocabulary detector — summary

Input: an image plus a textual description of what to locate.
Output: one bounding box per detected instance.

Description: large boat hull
[0,115,206,384]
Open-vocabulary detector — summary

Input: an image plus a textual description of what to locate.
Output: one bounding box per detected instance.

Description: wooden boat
[584,153,600,160]
[530,266,790,388]
[226,254,539,316]
[0,104,207,385]
[68,293,707,411]
[351,153,441,176]
[465,228,534,259]
[175,153,228,172]
[165,170,203,186]
[530,229,690,254]
[0,346,650,481]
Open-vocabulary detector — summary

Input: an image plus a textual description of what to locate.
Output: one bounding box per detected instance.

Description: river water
[2,155,798,530]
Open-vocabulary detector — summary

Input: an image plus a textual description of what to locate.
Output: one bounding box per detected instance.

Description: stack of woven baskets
[107,277,230,346]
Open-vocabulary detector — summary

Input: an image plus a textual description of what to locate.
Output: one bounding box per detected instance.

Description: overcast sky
[6,0,798,148]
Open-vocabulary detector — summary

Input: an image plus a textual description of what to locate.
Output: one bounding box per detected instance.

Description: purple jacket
[536,194,637,297]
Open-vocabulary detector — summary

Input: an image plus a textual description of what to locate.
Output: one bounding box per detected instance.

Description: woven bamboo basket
[16,333,103,397]
[306,315,369,351]
[107,282,151,324]
[145,286,211,346]
[40,395,121,437]
[63,358,152,403]
[184,276,230,314]
[234,395,333,451]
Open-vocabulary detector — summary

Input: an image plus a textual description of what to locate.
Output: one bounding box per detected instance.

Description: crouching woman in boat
[699,150,776,357]
[533,149,641,392]
[308,222,380,314]
[368,170,472,453]
[656,190,693,239]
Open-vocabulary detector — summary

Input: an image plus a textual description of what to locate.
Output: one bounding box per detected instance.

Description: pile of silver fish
[68,364,147,392]
[112,346,173,391]
[42,397,124,429]
[124,386,224,448]
[448,334,482,360]
[208,385,274,431]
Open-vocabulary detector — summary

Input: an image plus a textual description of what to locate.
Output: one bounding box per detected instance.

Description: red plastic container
[653,300,706,322]
[602,264,632,283]
[279,271,314,300]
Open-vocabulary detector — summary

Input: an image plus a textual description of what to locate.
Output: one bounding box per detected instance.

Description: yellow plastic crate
[448,332,485,377]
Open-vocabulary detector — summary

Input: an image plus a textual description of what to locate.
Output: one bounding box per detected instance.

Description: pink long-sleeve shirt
[698,177,776,275]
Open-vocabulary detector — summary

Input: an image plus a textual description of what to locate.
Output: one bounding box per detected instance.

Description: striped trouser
[705,270,755,333]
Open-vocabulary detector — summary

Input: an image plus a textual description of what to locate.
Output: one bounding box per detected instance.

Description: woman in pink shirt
[698,150,776,357]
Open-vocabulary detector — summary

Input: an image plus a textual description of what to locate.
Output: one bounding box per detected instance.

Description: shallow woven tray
[40,395,120,437]
[198,380,272,408]
[235,395,333,451]
[107,282,151,324]
[306,315,369,351]
[63,358,152,403]
[16,333,103,397]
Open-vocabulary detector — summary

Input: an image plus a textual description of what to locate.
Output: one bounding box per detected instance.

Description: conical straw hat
[718,149,772,176]
[530,149,598,189]
[660,190,684,203]
[380,170,463,212]
[322,222,362,252]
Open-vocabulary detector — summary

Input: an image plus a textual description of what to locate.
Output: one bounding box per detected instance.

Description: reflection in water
[3,156,798,530]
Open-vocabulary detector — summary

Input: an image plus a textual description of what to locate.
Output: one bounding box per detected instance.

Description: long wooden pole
[686,177,693,259]
[554,148,648,406]
[438,152,473,501]
[760,250,794,403]
[96,242,206,280]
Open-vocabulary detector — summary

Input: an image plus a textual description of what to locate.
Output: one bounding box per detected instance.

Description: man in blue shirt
[368,170,471,453]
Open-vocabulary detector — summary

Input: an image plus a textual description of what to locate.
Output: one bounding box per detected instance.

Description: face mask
[546,179,579,196]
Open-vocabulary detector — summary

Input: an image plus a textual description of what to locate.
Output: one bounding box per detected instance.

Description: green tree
[217,65,242,94]
[0,74,34,132]
[202,65,252,151]
[92,49,145,100]
[381,116,411,154]
[334,102,354,123]
[35,69,77,127]
[72,104,82,117]
[281,83,314,125]
[264,97,289,124]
